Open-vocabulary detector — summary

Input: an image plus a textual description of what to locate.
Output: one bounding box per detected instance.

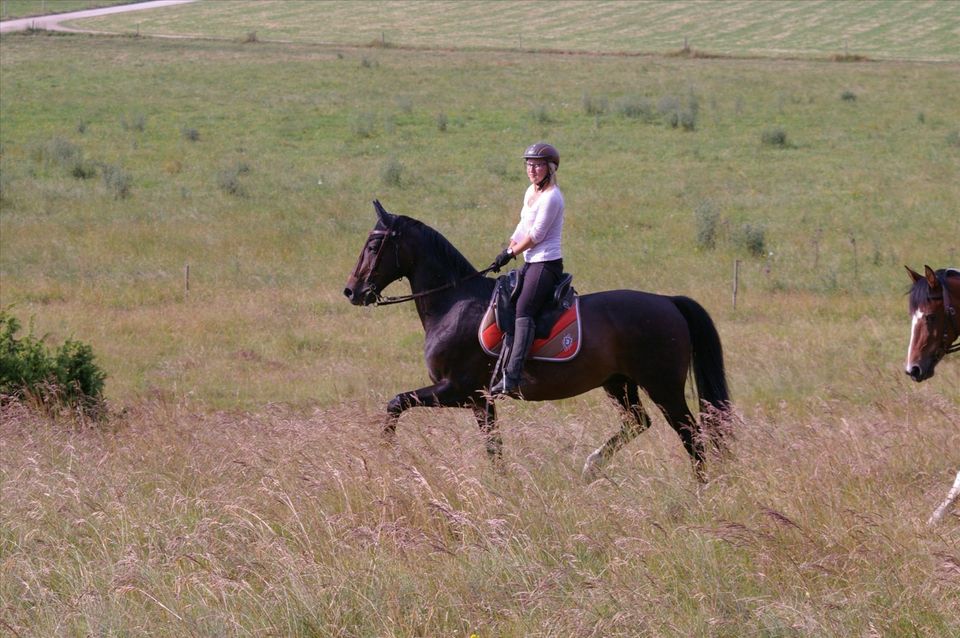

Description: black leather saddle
[493,269,576,339]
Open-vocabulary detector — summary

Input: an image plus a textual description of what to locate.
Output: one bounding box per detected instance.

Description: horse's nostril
[343,288,353,299]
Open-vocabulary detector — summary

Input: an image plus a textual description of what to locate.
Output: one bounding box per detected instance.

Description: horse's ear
[906,265,923,283]
[924,265,940,290]
[373,199,393,225]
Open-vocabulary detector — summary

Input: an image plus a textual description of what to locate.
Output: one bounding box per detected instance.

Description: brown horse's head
[343,201,405,306]
[905,265,959,382]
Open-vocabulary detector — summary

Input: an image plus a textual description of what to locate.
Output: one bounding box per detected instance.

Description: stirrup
[490,376,521,398]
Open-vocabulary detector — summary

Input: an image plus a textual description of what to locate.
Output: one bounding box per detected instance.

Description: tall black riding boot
[491,317,535,397]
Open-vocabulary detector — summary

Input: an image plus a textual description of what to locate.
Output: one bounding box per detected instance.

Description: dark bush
[734,223,767,257]
[0,311,106,415]
[761,128,788,147]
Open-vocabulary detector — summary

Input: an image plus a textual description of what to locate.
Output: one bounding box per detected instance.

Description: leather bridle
[928,273,960,360]
[358,217,498,306]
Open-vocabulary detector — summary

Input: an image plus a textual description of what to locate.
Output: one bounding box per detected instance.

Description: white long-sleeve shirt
[511,184,564,262]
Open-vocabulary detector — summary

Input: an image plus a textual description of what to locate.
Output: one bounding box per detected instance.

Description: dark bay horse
[905,265,960,382]
[344,201,730,480]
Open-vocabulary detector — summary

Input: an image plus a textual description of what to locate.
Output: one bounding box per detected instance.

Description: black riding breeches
[515,259,563,320]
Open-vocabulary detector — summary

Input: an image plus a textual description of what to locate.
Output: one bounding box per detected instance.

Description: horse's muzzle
[343,284,377,306]
[906,364,933,382]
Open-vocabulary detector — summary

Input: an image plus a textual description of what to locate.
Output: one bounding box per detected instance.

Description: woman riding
[489,142,565,397]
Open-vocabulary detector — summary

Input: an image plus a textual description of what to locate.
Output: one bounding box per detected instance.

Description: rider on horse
[489,142,566,397]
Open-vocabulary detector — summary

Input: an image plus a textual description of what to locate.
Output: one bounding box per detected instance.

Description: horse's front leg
[383,379,465,438]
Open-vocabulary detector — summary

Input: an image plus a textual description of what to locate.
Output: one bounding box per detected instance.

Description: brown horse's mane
[910,268,960,313]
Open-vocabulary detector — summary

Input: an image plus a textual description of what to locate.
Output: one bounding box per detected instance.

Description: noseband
[359,219,402,305]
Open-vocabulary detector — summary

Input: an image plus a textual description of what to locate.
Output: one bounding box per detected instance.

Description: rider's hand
[490,248,514,272]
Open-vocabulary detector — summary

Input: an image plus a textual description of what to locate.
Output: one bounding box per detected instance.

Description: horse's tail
[670,296,730,414]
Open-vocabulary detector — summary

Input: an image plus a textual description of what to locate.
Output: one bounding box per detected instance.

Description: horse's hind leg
[647,385,706,482]
[471,398,501,461]
[582,379,652,482]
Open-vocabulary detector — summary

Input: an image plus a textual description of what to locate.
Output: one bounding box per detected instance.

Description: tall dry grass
[2,389,957,636]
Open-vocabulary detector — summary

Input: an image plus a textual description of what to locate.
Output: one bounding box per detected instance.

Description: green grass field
[1,3,959,635]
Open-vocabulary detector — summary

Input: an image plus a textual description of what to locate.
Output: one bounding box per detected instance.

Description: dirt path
[0,0,197,34]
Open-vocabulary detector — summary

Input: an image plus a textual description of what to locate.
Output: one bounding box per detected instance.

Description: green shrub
[840,90,857,101]
[0,311,106,414]
[37,136,94,178]
[657,93,698,130]
[582,93,607,116]
[694,200,720,249]
[71,159,97,180]
[380,158,404,187]
[616,96,655,121]
[351,111,377,138]
[531,105,551,124]
[734,223,768,257]
[102,164,132,199]
[946,130,960,148]
[181,126,200,142]
[436,112,448,132]
[761,127,788,147]
[121,113,146,133]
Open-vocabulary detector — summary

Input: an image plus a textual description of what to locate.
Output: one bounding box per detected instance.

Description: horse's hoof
[581,449,603,483]
[381,418,398,443]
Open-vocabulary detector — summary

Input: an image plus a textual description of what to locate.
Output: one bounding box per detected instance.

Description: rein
[364,222,499,307]
[373,266,499,306]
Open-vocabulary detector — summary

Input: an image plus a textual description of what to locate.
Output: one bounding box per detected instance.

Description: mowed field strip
[64,0,960,62]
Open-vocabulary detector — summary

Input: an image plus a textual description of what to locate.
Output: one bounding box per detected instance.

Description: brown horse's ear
[906,266,922,283]
[924,265,940,290]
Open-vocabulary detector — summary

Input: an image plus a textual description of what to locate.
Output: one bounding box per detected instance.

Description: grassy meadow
[1,4,960,636]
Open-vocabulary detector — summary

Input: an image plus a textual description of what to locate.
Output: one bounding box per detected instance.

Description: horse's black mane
[396,215,478,279]
[909,268,958,313]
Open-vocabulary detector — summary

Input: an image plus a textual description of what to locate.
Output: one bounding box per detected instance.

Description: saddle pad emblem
[478,297,582,362]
